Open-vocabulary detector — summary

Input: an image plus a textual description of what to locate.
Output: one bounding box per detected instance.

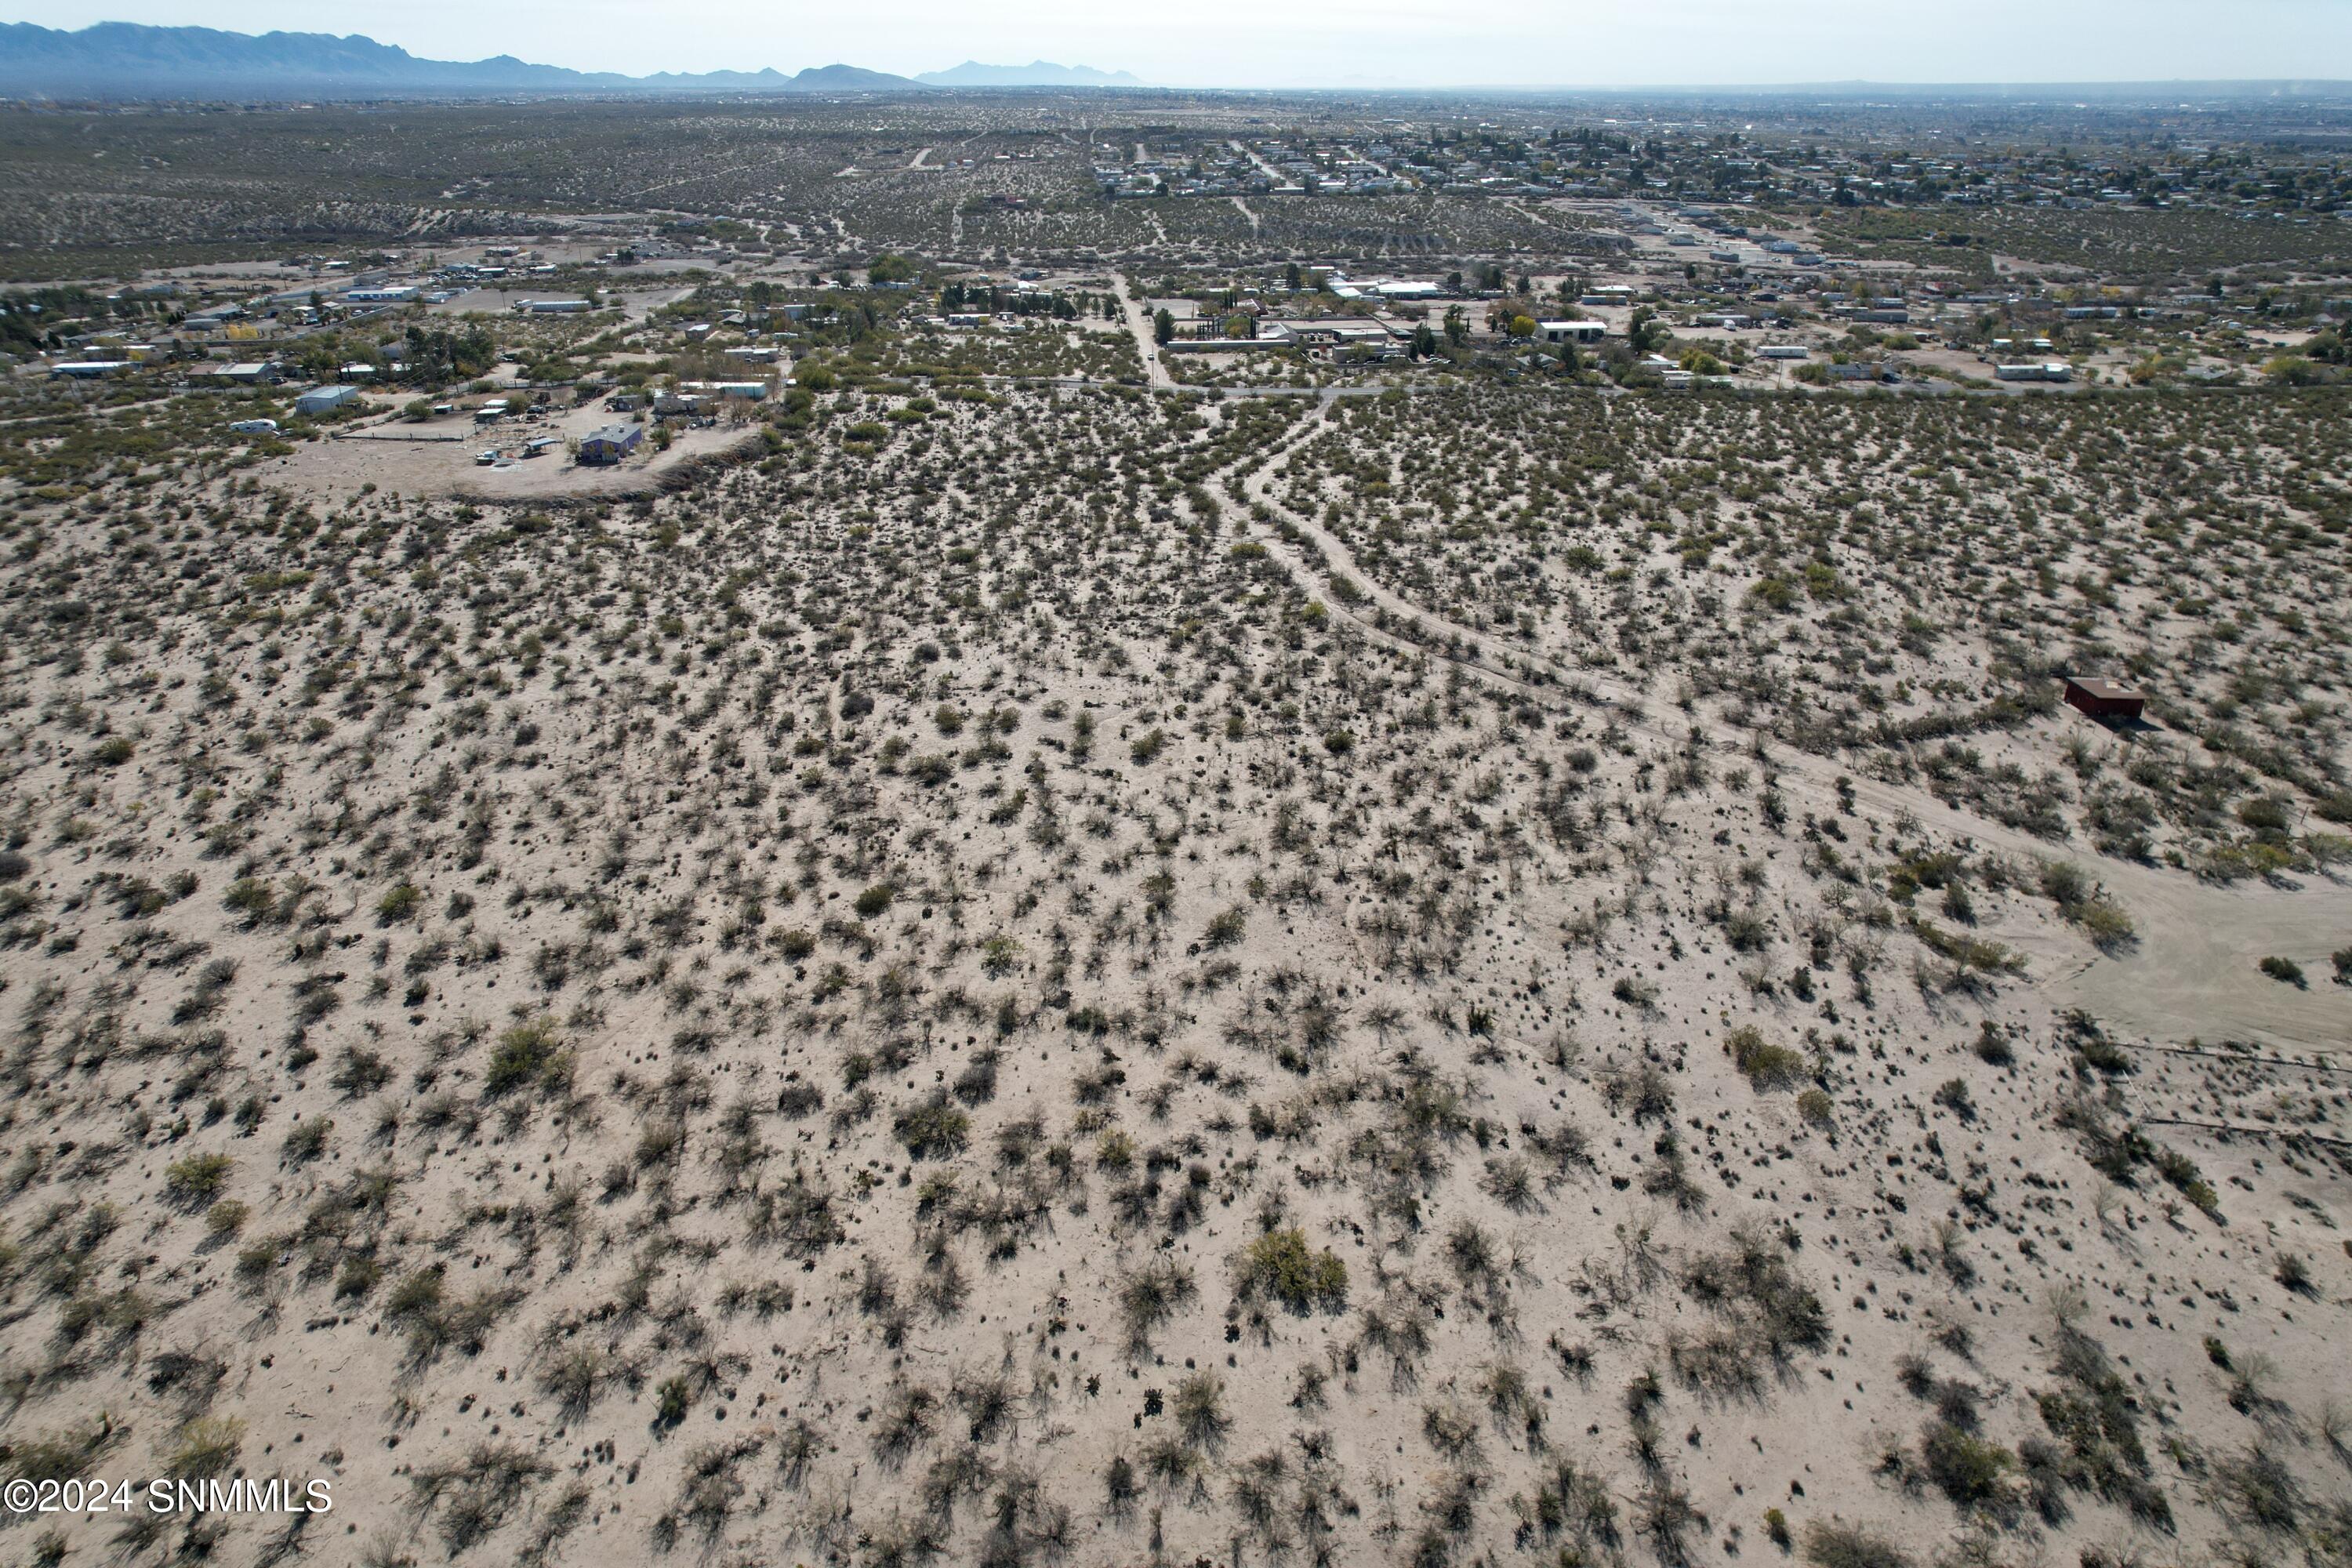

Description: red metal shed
[2063,677,2146,720]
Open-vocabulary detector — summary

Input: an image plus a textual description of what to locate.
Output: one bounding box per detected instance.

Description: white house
[1537,320,1607,344]
[294,385,359,415]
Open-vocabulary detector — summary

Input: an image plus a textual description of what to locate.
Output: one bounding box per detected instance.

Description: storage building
[2063,678,2146,720]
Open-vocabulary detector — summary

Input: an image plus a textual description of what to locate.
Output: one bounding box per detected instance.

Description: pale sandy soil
[0,375,2344,1568]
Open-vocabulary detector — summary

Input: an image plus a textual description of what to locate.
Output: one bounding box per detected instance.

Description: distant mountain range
[916,60,1143,88]
[0,24,1147,98]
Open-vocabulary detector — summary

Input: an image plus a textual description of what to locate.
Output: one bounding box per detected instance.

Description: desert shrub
[1802,1519,1912,1568]
[165,1417,245,1480]
[164,1152,232,1207]
[1233,1226,1348,1314]
[484,1018,572,1096]
[1119,1257,1198,1351]
[892,1094,969,1159]
[1174,1373,1230,1449]
[1681,1228,1829,1360]
[2038,861,2135,948]
[1919,1420,2015,1510]
[2209,1443,2302,1533]
[1930,1078,1976,1120]
[2257,956,2305,986]
[2033,1325,2172,1528]
[1726,1025,1806,1090]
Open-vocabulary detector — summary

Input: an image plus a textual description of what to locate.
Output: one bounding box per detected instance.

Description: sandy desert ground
[0,362,2347,1568]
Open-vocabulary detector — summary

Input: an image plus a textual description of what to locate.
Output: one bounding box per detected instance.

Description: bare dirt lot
[266,401,760,503]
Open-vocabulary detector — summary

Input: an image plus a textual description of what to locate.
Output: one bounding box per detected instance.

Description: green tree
[1152,308,1176,346]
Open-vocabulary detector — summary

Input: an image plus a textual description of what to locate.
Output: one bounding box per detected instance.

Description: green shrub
[893,1095,969,1159]
[165,1152,232,1206]
[376,882,422,923]
[1726,1025,1806,1090]
[2258,956,2305,987]
[1919,1419,2014,1507]
[854,883,895,919]
[1802,1519,1912,1568]
[165,1417,245,1481]
[1233,1226,1348,1314]
[221,877,275,922]
[485,1018,572,1096]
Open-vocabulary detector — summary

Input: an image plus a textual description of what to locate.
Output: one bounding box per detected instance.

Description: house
[1537,320,1607,344]
[1757,344,1810,360]
[343,285,419,304]
[2063,677,2146,720]
[49,360,130,379]
[578,424,642,465]
[215,361,278,385]
[516,298,592,315]
[1995,362,2072,382]
[294,385,359,415]
[682,380,771,401]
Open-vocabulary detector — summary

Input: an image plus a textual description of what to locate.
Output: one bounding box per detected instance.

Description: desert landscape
[0,50,2349,1568]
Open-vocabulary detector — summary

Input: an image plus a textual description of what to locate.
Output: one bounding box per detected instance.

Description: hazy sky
[10,0,2350,86]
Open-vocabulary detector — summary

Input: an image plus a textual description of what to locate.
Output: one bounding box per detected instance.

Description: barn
[2063,677,2146,720]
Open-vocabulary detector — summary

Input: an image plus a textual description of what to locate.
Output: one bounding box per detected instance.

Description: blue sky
[9,0,2350,86]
